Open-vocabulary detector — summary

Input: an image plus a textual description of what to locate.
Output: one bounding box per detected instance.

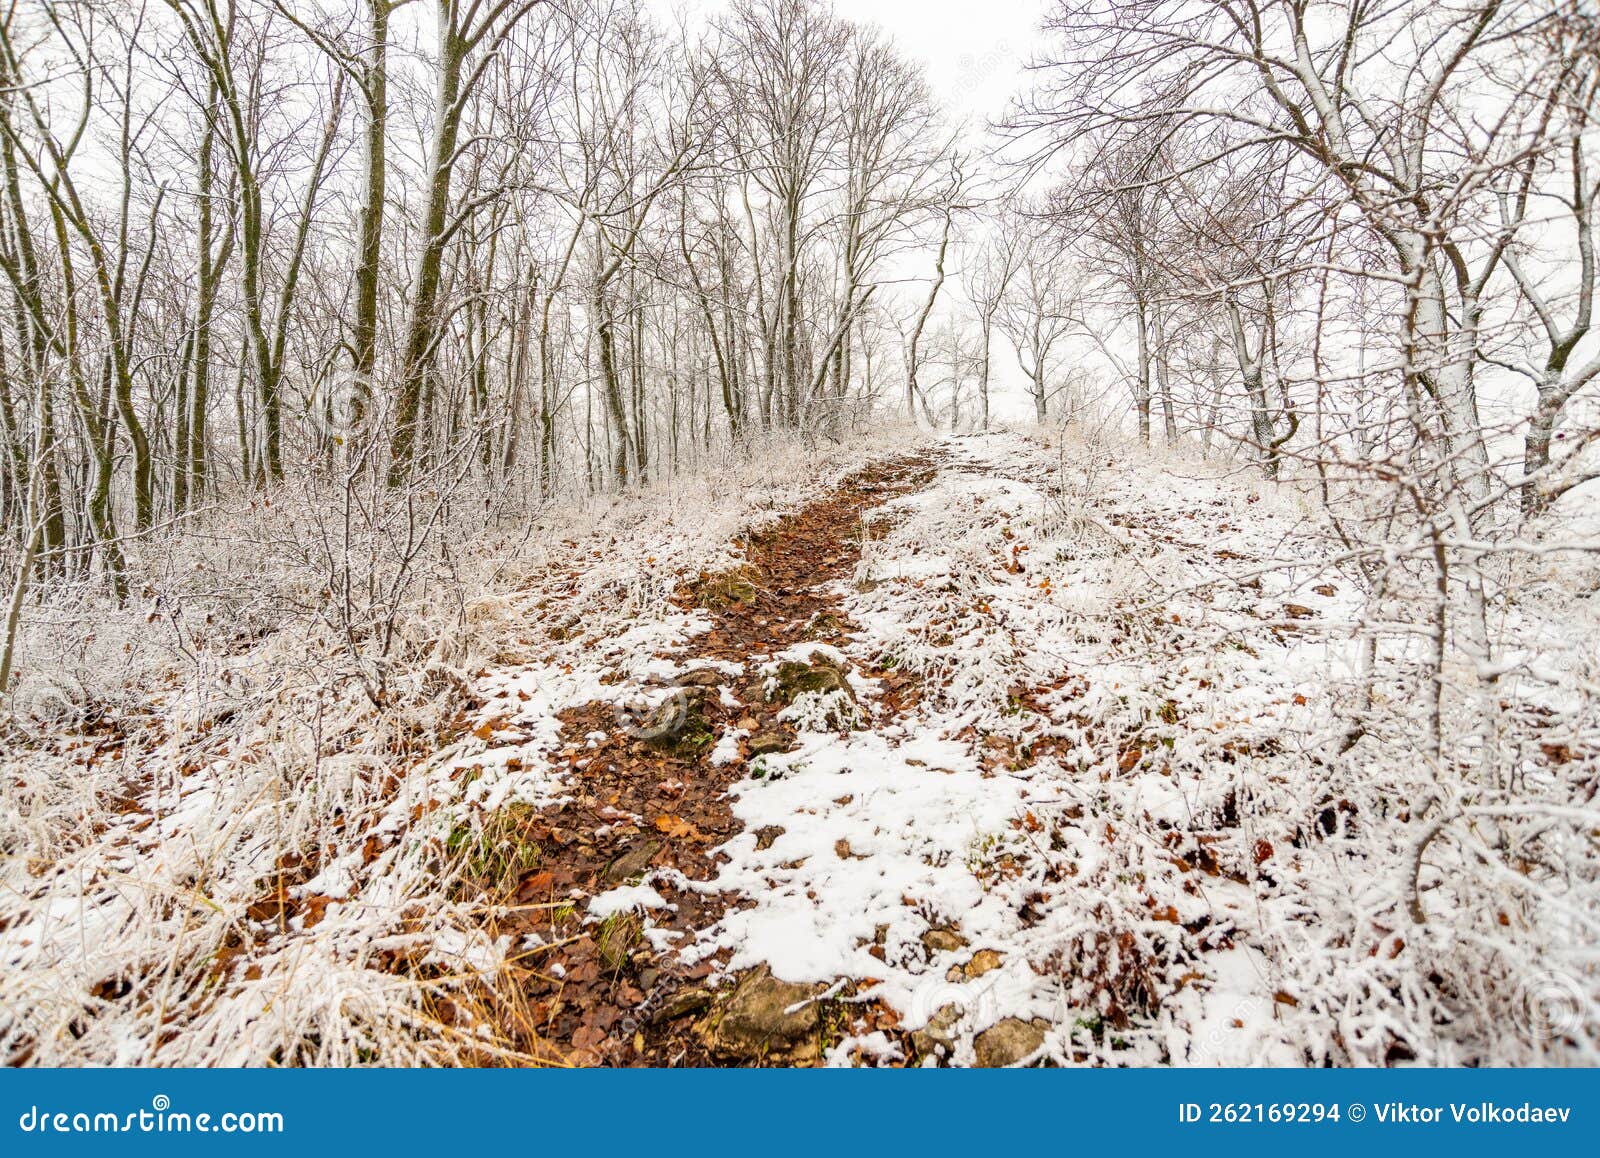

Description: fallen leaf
[655,814,707,842]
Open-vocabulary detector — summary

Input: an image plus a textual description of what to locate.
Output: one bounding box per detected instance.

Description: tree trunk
[353,0,389,388]
[1132,301,1152,443]
[390,9,466,486]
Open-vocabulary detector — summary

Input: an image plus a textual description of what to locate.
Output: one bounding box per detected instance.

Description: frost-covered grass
[6,421,1594,1067]
[0,425,926,1066]
[690,428,1600,1066]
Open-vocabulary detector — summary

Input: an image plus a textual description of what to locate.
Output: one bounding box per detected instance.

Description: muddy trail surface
[474,453,938,1065]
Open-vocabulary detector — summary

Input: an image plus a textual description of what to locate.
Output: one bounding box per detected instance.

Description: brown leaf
[571,1023,608,1052]
[655,814,707,842]
[516,871,556,902]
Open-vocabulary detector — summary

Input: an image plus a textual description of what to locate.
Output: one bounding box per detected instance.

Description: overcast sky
[648,0,1045,130]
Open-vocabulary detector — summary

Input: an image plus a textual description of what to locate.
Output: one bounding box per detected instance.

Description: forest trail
[470,452,943,1065]
[5,0,1597,1075]
[6,429,1591,1068]
[452,430,1351,1067]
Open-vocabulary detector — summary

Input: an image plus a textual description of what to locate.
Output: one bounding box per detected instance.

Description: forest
[0,0,1597,1067]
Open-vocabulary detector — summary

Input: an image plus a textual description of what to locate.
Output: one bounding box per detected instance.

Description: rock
[769,658,854,705]
[910,1002,965,1058]
[973,1017,1047,1067]
[965,948,1003,978]
[596,912,642,972]
[690,564,761,609]
[641,688,716,758]
[754,825,785,851]
[603,839,662,885]
[921,927,969,955]
[650,987,712,1024]
[676,668,725,688]
[802,610,851,640]
[748,729,795,756]
[701,966,823,1062]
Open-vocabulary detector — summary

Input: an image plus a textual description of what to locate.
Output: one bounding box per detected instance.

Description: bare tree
[388,0,544,485]
[995,213,1078,423]
[963,228,1021,431]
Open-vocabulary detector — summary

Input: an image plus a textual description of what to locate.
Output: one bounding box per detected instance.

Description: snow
[4,423,1595,1066]
[589,885,673,918]
[0,426,924,1066]
[697,727,1028,992]
[709,730,746,765]
[683,429,1600,1066]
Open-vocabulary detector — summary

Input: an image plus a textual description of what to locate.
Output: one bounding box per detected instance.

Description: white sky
[650,0,1044,132]
[838,0,1041,126]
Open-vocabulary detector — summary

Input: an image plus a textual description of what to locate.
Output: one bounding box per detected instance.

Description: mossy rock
[675,667,726,688]
[603,839,662,885]
[748,728,796,755]
[921,926,969,954]
[689,564,763,609]
[769,657,854,705]
[699,965,826,1062]
[973,1017,1048,1067]
[641,687,717,758]
[801,610,851,640]
[910,1002,966,1059]
[650,987,712,1024]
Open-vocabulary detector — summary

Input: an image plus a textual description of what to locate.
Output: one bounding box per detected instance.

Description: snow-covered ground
[680,431,1599,1065]
[0,428,924,1066]
[4,425,1596,1066]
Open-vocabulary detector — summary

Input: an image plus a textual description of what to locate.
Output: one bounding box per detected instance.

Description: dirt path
[475,453,938,1065]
